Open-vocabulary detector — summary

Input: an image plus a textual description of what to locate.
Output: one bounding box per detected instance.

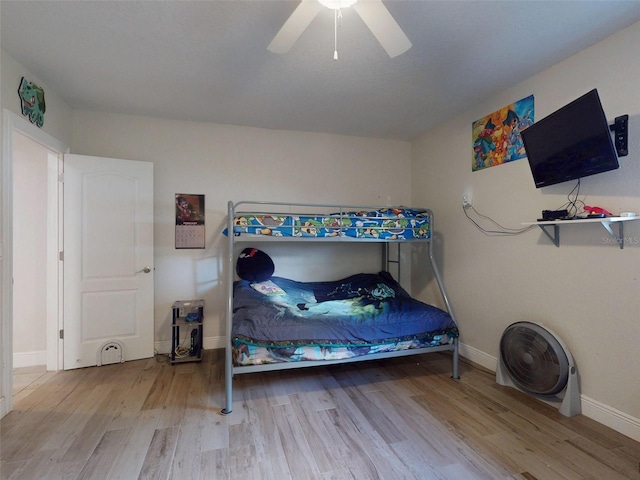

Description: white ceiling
[3,1,640,141]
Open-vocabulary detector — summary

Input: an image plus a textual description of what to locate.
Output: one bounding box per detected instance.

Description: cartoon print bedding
[231,207,430,240]
[232,271,458,366]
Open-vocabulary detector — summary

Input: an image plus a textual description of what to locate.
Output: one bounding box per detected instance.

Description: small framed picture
[175,194,205,249]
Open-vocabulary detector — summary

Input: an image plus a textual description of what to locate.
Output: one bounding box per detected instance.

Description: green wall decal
[17,76,46,128]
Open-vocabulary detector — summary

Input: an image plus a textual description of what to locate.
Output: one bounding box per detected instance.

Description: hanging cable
[557,179,584,218]
[463,204,538,236]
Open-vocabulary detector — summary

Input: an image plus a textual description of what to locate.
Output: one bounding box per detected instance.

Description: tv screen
[521,89,619,188]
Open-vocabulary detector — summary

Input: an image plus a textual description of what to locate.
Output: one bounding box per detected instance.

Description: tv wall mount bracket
[609,114,628,157]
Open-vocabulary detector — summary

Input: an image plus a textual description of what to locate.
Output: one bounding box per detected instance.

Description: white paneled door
[63,155,154,369]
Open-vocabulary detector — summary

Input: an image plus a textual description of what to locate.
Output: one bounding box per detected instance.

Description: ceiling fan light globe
[319,0,357,10]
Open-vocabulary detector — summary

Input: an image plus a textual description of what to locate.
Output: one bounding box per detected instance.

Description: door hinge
[59,251,64,261]
[59,329,64,339]
[58,172,64,183]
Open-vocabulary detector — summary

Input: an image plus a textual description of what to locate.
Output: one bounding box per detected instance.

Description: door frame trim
[1,109,69,417]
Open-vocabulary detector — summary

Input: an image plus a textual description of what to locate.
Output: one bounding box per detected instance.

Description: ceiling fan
[267,0,412,58]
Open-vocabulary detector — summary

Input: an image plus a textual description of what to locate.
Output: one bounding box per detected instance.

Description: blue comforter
[232,272,457,347]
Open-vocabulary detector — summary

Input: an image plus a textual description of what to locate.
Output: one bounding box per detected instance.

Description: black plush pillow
[236,248,274,282]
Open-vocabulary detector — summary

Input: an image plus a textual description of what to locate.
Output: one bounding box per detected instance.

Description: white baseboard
[581,395,640,443]
[13,350,47,368]
[459,342,497,372]
[458,341,640,443]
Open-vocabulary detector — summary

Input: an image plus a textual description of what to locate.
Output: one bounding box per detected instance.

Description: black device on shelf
[541,209,569,221]
[521,89,622,188]
[171,300,204,364]
[190,329,198,356]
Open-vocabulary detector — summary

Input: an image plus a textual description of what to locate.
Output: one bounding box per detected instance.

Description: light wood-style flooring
[2,349,639,479]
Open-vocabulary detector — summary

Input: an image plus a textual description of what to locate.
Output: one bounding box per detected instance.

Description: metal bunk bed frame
[222,200,459,415]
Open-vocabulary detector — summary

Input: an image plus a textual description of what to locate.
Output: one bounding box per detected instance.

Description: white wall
[412,21,640,440]
[71,112,412,350]
[12,132,48,359]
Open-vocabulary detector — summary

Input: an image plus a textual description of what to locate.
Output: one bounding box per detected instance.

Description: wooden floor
[2,350,639,480]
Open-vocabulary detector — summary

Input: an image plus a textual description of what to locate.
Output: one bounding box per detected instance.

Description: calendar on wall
[175,193,205,249]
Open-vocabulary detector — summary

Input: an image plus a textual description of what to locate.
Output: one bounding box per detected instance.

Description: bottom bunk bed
[221,201,460,415]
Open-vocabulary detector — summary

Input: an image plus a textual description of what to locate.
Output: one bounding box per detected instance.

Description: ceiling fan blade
[267,0,322,54]
[352,0,412,58]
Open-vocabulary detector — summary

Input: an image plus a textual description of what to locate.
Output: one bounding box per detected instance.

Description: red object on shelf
[583,205,612,216]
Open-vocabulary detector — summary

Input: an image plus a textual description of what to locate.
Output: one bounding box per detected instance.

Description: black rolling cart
[171,300,204,364]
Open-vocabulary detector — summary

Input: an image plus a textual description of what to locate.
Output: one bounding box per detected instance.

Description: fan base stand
[496,358,582,417]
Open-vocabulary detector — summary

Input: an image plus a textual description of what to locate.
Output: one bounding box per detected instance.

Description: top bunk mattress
[230,207,430,240]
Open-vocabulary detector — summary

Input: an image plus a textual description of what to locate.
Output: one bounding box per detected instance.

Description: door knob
[136,266,152,274]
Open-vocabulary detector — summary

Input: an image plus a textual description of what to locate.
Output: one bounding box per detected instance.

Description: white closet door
[63,154,154,369]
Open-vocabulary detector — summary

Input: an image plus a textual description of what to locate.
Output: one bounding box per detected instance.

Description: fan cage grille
[500,322,569,396]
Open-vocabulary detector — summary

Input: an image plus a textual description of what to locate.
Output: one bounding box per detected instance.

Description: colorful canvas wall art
[472,95,534,171]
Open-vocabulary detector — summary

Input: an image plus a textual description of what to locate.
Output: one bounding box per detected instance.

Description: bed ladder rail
[382,243,401,279]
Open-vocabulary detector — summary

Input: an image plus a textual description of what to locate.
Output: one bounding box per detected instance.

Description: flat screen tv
[521,89,619,188]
